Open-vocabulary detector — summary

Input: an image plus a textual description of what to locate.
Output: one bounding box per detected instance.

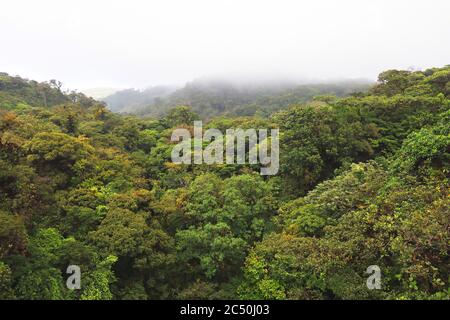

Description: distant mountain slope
[102,86,177,113]
[102,78,372,118]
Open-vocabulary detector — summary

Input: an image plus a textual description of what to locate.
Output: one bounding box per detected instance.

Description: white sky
[0,0,449,90]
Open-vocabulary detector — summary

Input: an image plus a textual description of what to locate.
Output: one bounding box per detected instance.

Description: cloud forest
[0,66,449,300]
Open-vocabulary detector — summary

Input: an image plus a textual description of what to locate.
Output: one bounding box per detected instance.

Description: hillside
[102,85,177,113]
[102,78,372,118]
[0,73,97,110]
[0,66,449,300]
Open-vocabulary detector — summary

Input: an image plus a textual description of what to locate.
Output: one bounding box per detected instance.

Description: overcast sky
[1,0,449,90]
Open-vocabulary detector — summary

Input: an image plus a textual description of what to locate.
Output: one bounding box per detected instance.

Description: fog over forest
[0,0,449,305]
[1,0,449,90]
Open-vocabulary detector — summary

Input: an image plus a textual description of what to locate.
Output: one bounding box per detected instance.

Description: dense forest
[102,78,371,118]
[0,66,449,300]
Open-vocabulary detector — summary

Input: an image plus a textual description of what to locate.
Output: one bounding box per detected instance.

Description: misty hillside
[102,78,372,118]
[102,85,178,113]
[1,66,449,300]
[1,0,450,306]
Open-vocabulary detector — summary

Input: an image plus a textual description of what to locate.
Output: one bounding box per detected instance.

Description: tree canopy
[0,66,449,300]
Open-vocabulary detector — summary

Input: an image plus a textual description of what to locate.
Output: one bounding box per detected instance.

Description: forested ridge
[0,66,449,300]
[102,78,371,118]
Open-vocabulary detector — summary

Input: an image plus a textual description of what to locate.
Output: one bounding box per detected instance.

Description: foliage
[0,67,449,299]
